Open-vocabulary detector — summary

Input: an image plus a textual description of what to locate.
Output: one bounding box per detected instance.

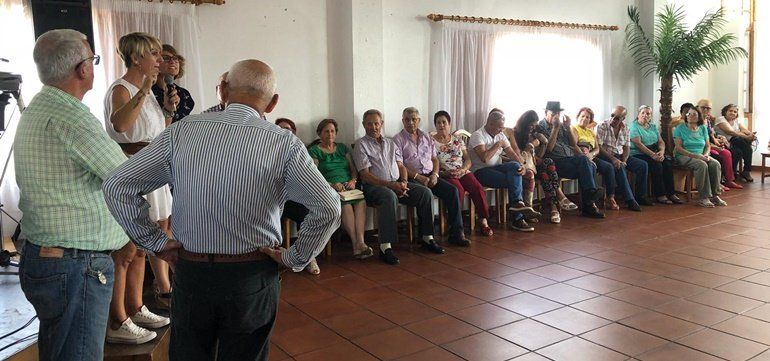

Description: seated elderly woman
[697,99,740,190]
[673,103,726,207]
[629,105,683,204]
[308,118,374,263]
[432,110,493,236]
[714,103,756,183]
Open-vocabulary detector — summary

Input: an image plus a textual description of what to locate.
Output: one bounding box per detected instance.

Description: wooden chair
[281,217,333,257]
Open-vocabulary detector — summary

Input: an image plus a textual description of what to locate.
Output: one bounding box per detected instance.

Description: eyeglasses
[700,106,712,110]
[76,54,100,68]
[162,55,181,63]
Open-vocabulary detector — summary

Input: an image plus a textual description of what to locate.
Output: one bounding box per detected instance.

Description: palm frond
[625,6,657,77]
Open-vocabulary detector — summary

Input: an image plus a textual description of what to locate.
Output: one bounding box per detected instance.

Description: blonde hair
[117,32,161,69]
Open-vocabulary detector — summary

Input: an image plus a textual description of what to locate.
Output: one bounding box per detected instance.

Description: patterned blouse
[152,84,195,123]
[434,134,466,171]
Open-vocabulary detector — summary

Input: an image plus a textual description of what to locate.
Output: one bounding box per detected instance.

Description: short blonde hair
[117,32,161,69]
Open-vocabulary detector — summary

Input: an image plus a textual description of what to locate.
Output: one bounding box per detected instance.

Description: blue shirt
[103,104,341,272]
[673,122,709,156]
[629,120,661,156]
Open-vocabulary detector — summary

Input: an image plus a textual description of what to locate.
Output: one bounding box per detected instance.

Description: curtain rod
[427,13,618,31]
[138,0,225,5]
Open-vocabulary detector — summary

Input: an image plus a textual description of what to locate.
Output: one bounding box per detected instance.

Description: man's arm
[60,116,127,180]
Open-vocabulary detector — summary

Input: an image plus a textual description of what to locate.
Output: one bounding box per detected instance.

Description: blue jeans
[19,242,115,361]
[596,155,648,201]
[474,162,524,221]
[552,155,597,191]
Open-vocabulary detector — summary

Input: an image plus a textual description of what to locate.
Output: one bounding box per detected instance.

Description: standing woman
[672,103,726,207]
[152,44,195,123]
[715,103,756,182]
[103,32,176,344]
[629,105,683,204]
[432,111,494,236]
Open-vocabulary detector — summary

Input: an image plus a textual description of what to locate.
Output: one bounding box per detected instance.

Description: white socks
[380,243,391,252]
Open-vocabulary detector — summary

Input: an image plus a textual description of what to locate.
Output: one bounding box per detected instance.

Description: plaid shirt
[596,119,630,156]
[14,86,128,251]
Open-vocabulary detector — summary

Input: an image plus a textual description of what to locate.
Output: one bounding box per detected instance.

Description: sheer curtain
[753,1,768,164]
[0,0,37,237]
[91,0,205,122]
[429,22,613,132]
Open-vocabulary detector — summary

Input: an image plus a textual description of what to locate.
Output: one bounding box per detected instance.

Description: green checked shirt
[14,86,129,251]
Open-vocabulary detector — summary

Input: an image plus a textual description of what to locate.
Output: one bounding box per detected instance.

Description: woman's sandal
[550,211,561,224]
[480,226,494,237]
[353,246,374,260]
[559,198,579,211]
[305,258,320,275]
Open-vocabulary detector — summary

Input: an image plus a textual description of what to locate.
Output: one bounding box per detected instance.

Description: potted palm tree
[626,4,747,146]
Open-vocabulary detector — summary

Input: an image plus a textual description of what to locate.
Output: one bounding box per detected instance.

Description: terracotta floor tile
[527,264,588,282]
[532,307,611,334]
[687,289,764,313]
[281,284,338,306]
[712,315,770,345]
[317,274,380,295]
[296,296,364,320]
[423,268,486,287]
[666,269,735,288]
[412,289,484,313]
[368,298,444,326]
[529,283,598,305]
[404,315,481,345]
[743,271,770,286]
[717,280,770,302]
[636,343,722,361]
[582,323,668,356]
[653,299,734,326]
[495,253,551,270]
[449,303,525,330]
[323,309,398,339]
[606,286,676,308]
[511,353,551,361]
[272,322,346,356]
[745,304,770,323]
[565,274,631,294]
[492,293,563,317]
[618,311,703,340]
[538,337,626,361]
[702,239,756,253]
[495,272,556,291]
[694,261,760,278]
[388,277,453,298]
[352,327,433,360]
[559,257,617,273]
[435,251,488,268]
[596,267,659,285]
[721,254,770,270]
[293,341,378,361]
[442,332,528,361]
[751,350,770,361]
[394,347,464,361]
[572,296,646,321]
[450,279,521,301]
[273,304,318,335]
[345,286,412,307]
[637,277,708,298]
[521,246,580,263]
[463,261,519,279]
[616,244,670,258]
[675,245,735,261]
[743,248,770,260]
[269,343,292,361]
[625,258,688,276]
[678,329,767,360]
[357,267,420,285]
[490,318,570,350]
[720,234,770,247]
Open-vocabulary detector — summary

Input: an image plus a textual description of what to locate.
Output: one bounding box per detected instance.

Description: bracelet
[162,108,175,118]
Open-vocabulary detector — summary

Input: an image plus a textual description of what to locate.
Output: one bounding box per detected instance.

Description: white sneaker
[106,318,156,344]
[698,198,715,208]
[711,196,727,206]
[130,305,170,329]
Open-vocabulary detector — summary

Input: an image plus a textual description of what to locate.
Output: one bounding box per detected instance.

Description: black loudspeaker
[31,0,95,51]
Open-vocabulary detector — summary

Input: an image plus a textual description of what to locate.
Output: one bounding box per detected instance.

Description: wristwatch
[162,108,175,118]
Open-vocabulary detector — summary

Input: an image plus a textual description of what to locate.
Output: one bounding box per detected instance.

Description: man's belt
[178,249,269,263]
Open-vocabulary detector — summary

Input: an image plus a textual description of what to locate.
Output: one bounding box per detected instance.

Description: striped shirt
[596,119,630,156]
[14,86,128,251]
[102,104,341,271]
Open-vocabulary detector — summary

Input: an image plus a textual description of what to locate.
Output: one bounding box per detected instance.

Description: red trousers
[442,172,490,219]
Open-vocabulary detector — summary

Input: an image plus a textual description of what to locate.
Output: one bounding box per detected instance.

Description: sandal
[353,245,374,260]
[605,198,620,210]
[656,196,673,205]
[559,198,578,211]
[550,211,561,224]
[305,258,320,275]
[668,194,685,204]
[480,225,494,237]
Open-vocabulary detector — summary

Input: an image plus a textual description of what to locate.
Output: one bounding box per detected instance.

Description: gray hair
[638,105,652,113]
[487,110,505,124]
[402,107,419,119]
[227,59,276,99]
[33,29,89,85]
[363,109,383,122]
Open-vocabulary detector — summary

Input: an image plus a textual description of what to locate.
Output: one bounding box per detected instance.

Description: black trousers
[632,154,676,197]
[170,258,281,361]
[729,137,753,172]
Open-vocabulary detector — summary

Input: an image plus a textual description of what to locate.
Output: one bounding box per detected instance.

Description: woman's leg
[340,203,357,248]
[523,169,535,207]
[459,173,490,227]
[716,149,735,182]
[677,156,712,199]
[149,219,172,295]
[354,201,367,247]
[707,158,723,197]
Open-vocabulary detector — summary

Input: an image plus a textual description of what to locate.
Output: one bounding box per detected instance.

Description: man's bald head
[227,60,276,101]
[611,105,627,121]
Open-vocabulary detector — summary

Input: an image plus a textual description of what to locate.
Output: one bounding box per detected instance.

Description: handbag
[338,189,365,202]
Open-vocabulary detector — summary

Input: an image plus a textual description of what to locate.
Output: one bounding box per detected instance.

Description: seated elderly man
[537,101,605,218]
[469,109,541,232]
[353,109,443,265]
[596,105,650,211]
[393,107,470,246]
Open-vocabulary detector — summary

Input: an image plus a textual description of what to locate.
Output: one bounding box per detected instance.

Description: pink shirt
[393,129,437,175]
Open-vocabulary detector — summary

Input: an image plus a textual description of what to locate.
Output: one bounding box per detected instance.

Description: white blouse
[103,78,166,143]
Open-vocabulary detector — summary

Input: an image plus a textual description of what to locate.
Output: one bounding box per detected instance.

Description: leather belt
[178,249,269,263]
[118,142,150,155]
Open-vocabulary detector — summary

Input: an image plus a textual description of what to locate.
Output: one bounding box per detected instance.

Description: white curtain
[429,22,613,132]
[0,0,37,237]
[91,0,205,121]
[429,22,497,132]
[753,1,768,164]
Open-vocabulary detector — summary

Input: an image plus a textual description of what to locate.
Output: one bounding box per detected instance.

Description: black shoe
[587,187,605,204]
[511,219,534,232]
[448,235,471,247]
[421,240,446,254]
[379,248,400,265]
[581,205,605,218]
[627,201,642,212]
[637,198,655,206]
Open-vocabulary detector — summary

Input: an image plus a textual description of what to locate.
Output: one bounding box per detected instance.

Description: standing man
[538,101,605,218]
[393,107,470,246]
[15,29,128,360]
[103,59,340,361]
[596,105,650,211]
[353,109,442,265]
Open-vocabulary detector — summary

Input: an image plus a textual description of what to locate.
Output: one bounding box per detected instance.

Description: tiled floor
[271,177,770,360]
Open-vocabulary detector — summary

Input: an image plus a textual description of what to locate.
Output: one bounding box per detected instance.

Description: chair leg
[501,189,508,224]
[406,206,415,245]
[469,194,476,231]
[281,218,292,249]
[685,172,693,201]
[438,199,446,236]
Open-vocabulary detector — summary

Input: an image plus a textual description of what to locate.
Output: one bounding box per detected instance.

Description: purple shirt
[353,135,402,183]
[392,129,436,175]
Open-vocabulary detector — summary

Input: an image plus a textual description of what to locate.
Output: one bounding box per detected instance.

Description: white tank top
[104,78,166,143]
